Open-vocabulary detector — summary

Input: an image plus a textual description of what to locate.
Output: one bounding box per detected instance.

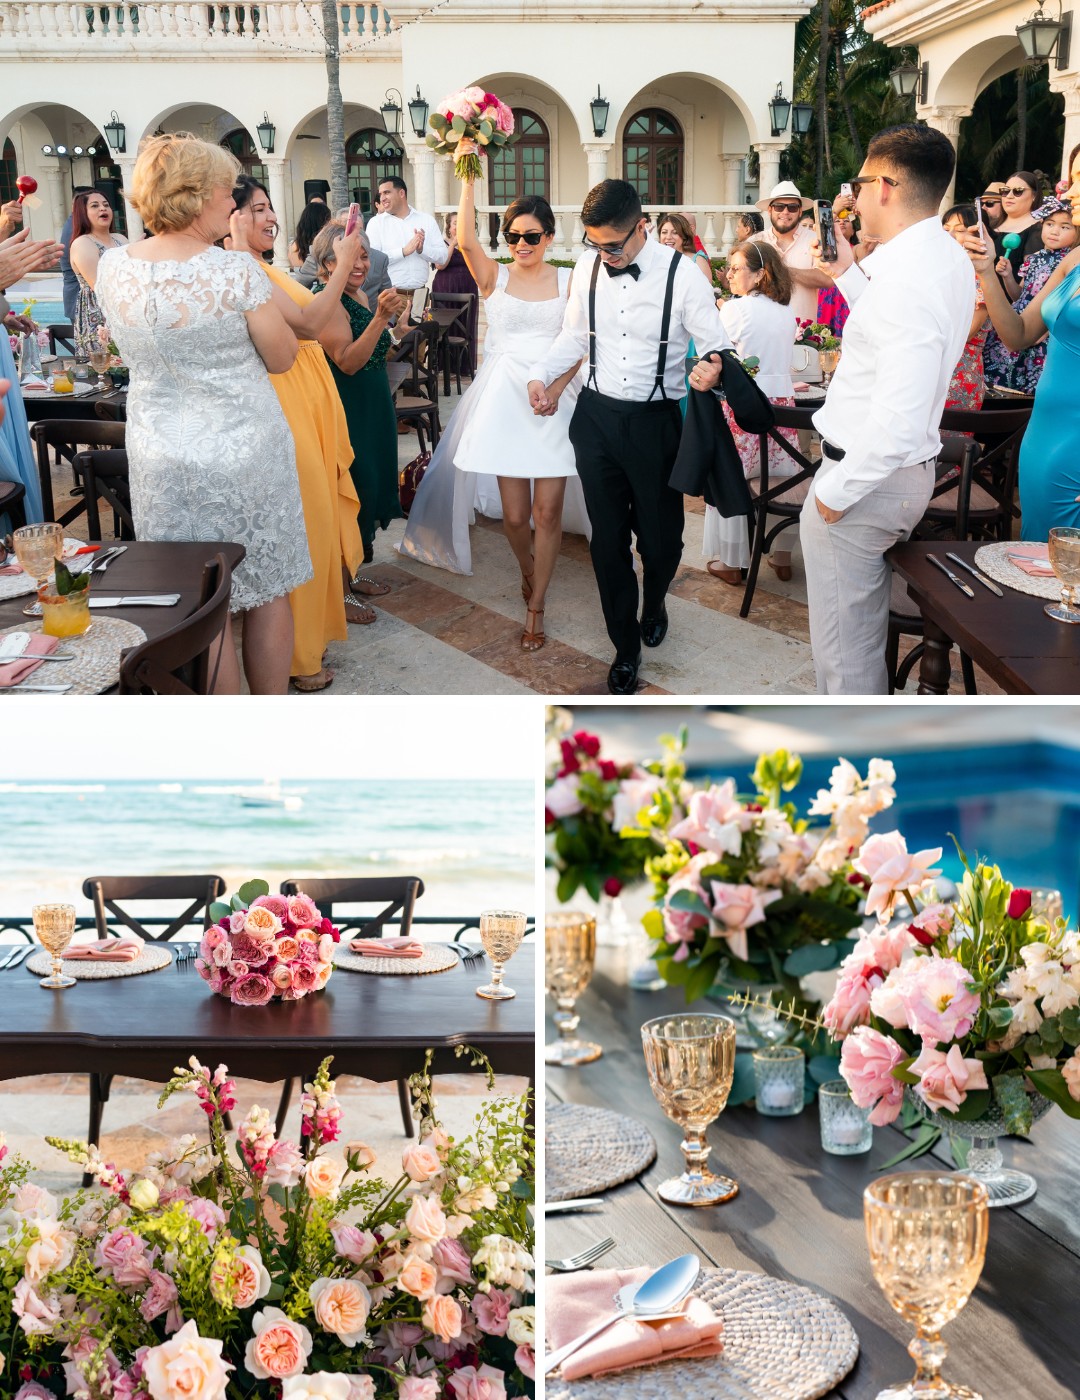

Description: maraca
[15,174,37,205]
[1002,232,1022,257]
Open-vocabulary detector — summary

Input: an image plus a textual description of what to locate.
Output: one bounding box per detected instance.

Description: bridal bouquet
[826,848,1080,1132]
[629,751,889,1004]
[0,1050,535,1399]
[427,88,518,181]
[545,712,690,903]
[195,879,341,1006]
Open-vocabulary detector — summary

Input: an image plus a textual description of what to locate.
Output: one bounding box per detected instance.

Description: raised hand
[810,230,853,279]
[962,230,995,275]
[227,207,254,254]
[0,228,63,286]
[375,287,406,321]
[0,199,24,239]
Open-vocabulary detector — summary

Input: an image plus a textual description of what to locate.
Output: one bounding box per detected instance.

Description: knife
[5,946,32,969]
[945,552,1003,597]
[544,1198,605,1214]
[88,594,181,608]
[926,553,974,598]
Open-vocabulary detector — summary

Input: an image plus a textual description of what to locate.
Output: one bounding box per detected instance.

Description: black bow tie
[605,262,640,280]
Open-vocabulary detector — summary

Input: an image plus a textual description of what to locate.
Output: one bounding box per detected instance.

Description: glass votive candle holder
[753,1045,805,1116]
[818,1079,873,1155]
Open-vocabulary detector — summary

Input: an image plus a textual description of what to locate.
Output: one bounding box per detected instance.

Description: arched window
[485,111,549,246]
[221,128,267,184]
[622,108,683,207]
[345,129,404,215]
[0,139,17,205]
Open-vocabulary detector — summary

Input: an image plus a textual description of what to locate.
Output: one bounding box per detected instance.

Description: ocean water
[0,779,534,921]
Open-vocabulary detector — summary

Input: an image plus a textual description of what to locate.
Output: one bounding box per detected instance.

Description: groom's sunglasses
[505,230,545,245]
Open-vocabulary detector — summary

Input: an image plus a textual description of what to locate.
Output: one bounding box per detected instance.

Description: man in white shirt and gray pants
[801,123,974,694]
[366,175,447,321]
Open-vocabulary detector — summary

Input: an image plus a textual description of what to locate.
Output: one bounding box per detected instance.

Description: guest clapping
[94,133,309,695]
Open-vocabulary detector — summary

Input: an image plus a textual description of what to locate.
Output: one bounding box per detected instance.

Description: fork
[545,1237,616,1272]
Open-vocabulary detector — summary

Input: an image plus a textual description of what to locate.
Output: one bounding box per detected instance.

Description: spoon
[0,634,75,664]
[543,1253,700,1375]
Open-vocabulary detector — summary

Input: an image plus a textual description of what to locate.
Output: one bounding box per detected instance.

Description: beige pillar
[433,153,453,217]
[405,142,437,219]
[921,106,971,207]
[1050,76,1080,180]
[115,157,143,239]
[265,159,289,265]
[721,154,744,207]
[752,141,785,201]
[43,166,67,238]
[583,141,613,194]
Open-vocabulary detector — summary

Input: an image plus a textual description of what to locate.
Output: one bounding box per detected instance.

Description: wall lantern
[889,60,929,103]
[792,102,813,136]
[104,111,126,154]
[768,83,792,138]
[1017,2,1072,68]
[408,87,430,139]
[381,89,404,136]
[590,86,610,139]
[256,112,276,154]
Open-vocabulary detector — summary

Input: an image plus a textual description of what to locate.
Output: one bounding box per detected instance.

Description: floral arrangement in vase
[794,318,841,351]
[427,88,518,182]
[0,1049,535,1400]
[544,711,690,904]
[195,880,340,1006]
[628,751,896,1005]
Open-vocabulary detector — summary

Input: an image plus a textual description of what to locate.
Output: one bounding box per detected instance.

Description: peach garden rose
[142,1319,233,1400]
[244,1307,313,1380]
[304,1155,346,1200]
[309,1276,372,1345]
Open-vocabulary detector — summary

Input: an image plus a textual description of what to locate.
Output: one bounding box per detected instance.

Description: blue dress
[0,332,41,524]
[1019,263,1080,543]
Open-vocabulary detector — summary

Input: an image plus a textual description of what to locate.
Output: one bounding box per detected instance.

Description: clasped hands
[527,380,561,417]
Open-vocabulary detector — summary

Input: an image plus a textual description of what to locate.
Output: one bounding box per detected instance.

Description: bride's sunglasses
[505,230,545,245]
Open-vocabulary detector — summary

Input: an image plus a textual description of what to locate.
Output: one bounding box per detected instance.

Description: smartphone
[816,202,838,262]
[343,203,360,237]
[837,182,853,220]
[974,196,986,243]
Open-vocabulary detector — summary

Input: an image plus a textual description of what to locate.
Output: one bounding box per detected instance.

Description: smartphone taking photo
[974,196,986,243]
[816,201,838,263]
[343,203,360,237]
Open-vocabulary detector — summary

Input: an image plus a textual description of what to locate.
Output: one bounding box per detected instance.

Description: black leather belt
[822,441,846,462]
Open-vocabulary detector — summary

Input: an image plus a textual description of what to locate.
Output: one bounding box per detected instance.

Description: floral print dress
[982,247,1067,393]
[945,275,988,412]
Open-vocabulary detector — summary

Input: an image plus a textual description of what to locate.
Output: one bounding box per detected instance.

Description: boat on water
[237,779,305,811]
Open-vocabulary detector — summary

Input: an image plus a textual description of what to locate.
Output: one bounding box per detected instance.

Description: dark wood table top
[0,941,534,1086]
[887,540,1080,694]
[0,541,246,649]
[546,951,1080,1399]
[22,386,127,421]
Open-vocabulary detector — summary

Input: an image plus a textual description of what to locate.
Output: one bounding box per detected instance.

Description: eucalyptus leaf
[783,942,841,977]
[208,901,231,922]
[991,1072,1032,1135]
[728,1051,757,1106]
[237,879,270,904]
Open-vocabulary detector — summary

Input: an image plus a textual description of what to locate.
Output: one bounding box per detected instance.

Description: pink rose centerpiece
[195,880,340,1006]
[427,88,518,181]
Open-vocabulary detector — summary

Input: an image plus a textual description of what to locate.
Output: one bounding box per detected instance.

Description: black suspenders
[586,250,682,400]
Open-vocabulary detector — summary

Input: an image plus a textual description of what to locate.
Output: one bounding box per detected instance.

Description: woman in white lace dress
[398,140,583,650]
[94,134,310,694]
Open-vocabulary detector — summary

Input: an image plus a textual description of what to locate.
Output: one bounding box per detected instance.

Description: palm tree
[322,0,348,210]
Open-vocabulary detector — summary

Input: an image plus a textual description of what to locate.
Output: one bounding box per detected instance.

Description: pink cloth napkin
[1007,544,1054,577]
[0,634,59,687]
[546,1266,723,1381]
[349,937,425,959]
[0,564,23,576]
[63,935,145,961]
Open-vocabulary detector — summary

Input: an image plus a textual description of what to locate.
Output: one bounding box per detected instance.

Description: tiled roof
[861,0,898,18]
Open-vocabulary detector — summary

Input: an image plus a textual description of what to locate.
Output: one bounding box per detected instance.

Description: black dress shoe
[640,604,668,648]
[607,655,641,695]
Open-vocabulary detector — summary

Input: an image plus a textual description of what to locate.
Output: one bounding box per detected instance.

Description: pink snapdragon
[238,1106,276,1176]
[840,1026,907,1125]
[910,1044,988,1112]
[854,832,942,922]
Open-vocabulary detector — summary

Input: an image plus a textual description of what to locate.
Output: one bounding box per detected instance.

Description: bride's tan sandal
[521,607,545,652]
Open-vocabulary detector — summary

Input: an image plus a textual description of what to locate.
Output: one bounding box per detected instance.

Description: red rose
[599,760,618,780]
[908,923,936,947]
[445,111,454,123]
[847,872,871,889]
[574,731,601,758]
[544,807,556,827]
[1007,889,1032,919]
[603,877,623,897]
[560,739,580,774]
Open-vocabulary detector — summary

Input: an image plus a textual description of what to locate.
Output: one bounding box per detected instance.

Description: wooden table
[22,385,127,423]
[0,942,534,1091]
[546,952,1080,1399]
[427,307,463,397]
[0,541,246,661]
[887,540,1080,694]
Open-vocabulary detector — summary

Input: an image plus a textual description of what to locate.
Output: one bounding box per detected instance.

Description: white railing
[0,2,393,45]
[436,204,757,259]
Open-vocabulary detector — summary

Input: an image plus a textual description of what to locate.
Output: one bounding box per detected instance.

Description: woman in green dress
[311,224,407,561]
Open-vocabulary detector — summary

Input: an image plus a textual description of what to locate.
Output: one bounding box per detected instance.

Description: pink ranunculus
[472,1287,512,1336]
[670,779,752,858]
[900,956,981,1043]
[402,1142,441,1183]
[911,1043,988,1112]
[840,1026,907,1126]
[287,894,320,929]
[447,1364,507,1400]
[95,1227,151,1286]
[289,962,319,996]
[544,774,583,819]
[140,1269,179,1323]
[226,960,250,980]
[271,963,294,991]
[854,832,942,922]
[515,1345,535,1380]
[12,1278,61,1335]
[245,1308,313,1380]
[201,927,227,955]
[423,1293,463,1343]
[229,911,248,935]
[317,933,335,964]
[264,1139,305,1189]
[186,1198,227,1239]
[142,1319,233,1400]
[230,972,275,1006]
[432,1237,474,1290]
[211,942,232,967]
[398,1380,440,1400]
[229,933,270,967]
[404,1193,447,1244]
[708,881,782,963]
[252,893,291,920]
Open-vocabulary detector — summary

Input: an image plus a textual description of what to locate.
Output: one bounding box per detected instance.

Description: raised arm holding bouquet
[426,87,519,180]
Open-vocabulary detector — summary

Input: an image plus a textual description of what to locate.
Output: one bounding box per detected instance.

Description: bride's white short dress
[398,262,589,574]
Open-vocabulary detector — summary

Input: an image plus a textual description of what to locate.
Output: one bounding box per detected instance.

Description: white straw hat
[756,180,814,212]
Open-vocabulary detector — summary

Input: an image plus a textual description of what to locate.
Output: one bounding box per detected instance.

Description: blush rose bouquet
[195,879,340,1006]
[0,1048,535,1399]
[427,87,518,181]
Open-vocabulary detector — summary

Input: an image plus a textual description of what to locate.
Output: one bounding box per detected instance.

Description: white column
[752,142,785,201]
[583,141,612,194]
[921,106,971,208]
[115,157,143,239]
[1050,76,1080,181]
[721,155,744,207]
[265,158,289,265]
[405,142,437,220]
[43,166,67,238]
[433,153,452,217]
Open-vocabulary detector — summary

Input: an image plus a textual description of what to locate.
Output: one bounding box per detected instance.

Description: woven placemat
[547,1267,859,1400]
[547,1104,657,1201]
[0,616,146,695]
[333,943,459,975]
[974,542,1058,600]
[25,944,172,979]
[0,539,86,601]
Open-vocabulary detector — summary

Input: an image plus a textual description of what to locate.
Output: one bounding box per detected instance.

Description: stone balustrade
[437,205,757,259]
[0,1,393,48]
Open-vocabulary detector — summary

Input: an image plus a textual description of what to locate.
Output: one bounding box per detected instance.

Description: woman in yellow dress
[229,177,380,691]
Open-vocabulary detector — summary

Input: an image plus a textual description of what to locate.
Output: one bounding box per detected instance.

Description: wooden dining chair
[47,324,77,358]
[118,553,232,695]
[73,447,133,541]
[30,418,126,525]
[429,291,477,392]
[394,321,442,451]
[0,480,27,532]
[277,876,426,1137]
[77,874,226,1184]
[932,405,1031,542]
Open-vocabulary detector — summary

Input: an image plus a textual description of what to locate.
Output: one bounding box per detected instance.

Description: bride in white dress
[398,139,585,650]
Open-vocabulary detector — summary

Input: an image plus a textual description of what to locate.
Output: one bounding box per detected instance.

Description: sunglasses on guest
[1002,185,1034,197]
[505,230,545,245]
[769,201,803,213]
[850,174,900,199]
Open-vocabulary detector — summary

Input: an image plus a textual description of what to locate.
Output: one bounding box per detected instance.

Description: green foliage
[53,558,90,595]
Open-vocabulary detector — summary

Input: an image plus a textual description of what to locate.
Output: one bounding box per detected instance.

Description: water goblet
[1044,527,1080,624]
[818,347,841,389]
[864,1172,989,1400]
[88,345,110,386]
[641,1012,738,1206]
[545,911,602,1065]
[33,903,77,989]
[13,523,63,617]
[475,908,527,1000]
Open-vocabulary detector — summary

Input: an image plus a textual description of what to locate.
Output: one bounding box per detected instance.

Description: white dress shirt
[752,223,820,325]
[529,235,731,401]
[811,217,974,513]
[366,206,448,290]
[719,294,796,398]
